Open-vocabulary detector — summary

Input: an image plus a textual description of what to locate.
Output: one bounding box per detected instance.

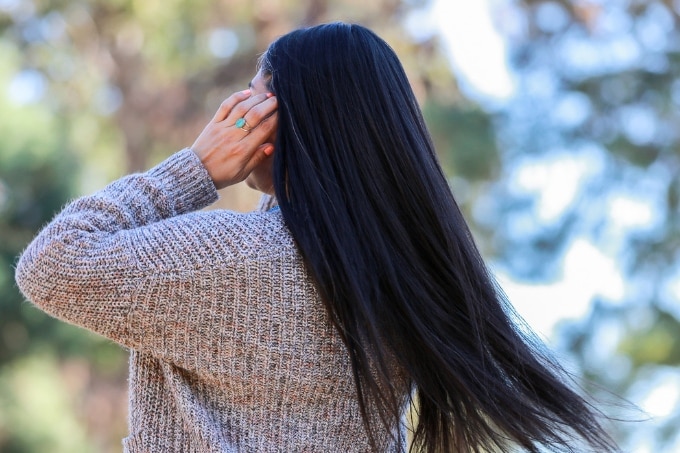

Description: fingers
[237,95,277,131]
[229,112,277,179]
[211,90,251,123]
[232,142,275,189]
[239,108,277,147]
[226,93,276,129]
[244,142,276,174]
[195,90,277,189]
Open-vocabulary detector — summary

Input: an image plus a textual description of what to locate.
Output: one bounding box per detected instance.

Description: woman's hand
[191,90,278,190]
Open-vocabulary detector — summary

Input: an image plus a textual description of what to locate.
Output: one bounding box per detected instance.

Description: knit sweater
[15,149,404,452]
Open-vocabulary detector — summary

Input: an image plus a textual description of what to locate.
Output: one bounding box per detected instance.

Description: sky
[430,0,516,103]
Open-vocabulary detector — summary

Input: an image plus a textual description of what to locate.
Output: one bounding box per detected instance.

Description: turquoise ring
[235,117,252,132]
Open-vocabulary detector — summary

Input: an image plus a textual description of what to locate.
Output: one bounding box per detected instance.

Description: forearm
[14,149,218,341]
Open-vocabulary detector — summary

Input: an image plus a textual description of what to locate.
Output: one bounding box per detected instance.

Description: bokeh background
[1,0,679,451]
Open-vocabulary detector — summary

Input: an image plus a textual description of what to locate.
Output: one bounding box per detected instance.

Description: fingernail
[242,89,251,95]
[266,92,274,98]
[264,145,274,156]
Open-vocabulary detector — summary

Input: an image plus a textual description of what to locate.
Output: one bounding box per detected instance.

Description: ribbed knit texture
[15,148,403,452]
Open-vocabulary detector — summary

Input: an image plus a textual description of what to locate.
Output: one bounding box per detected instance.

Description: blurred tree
[0,106,76,364]
[1,0,500,451]
[0,41,129,451]
[0,0,487,209]
[485,0,680,450]
[13,0,680,450]
[0,0,458,176]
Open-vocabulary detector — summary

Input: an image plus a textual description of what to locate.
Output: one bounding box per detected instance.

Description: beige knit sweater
[16,149,404,452]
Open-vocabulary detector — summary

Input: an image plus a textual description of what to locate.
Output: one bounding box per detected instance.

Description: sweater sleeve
[14,148,221,349]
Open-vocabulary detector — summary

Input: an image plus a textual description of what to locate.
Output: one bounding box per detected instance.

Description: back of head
[262,22,445,224]
[259,22,618,453]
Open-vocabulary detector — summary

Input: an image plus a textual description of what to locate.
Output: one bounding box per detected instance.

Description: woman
[16,23,617,452]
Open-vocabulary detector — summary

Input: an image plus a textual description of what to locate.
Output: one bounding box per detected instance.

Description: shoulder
[130,208,297,271]
[208,208,295,259]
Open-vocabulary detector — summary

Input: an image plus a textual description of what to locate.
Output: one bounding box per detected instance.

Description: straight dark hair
[260,22,618,452]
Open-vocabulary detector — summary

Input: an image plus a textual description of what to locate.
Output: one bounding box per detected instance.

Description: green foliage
[0,31,128,450]
[0,98,74,364]
[618,309,680,368]
[424,102,499,181]
[0,354,95,453]
[495,1,680,450]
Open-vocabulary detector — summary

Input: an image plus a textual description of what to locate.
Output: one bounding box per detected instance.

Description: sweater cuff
[147,148,218,215]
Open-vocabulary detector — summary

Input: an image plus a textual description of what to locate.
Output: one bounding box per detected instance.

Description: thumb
[259,142,275,157]
[242,143,275,175]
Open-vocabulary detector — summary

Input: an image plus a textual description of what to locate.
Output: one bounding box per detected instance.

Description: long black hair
[260,22,618,452]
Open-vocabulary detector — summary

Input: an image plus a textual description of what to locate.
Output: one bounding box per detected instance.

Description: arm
[14,149,217,344]
[15,90,278,354]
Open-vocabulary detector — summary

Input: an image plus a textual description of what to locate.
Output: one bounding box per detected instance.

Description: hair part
[260,22,618,453]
